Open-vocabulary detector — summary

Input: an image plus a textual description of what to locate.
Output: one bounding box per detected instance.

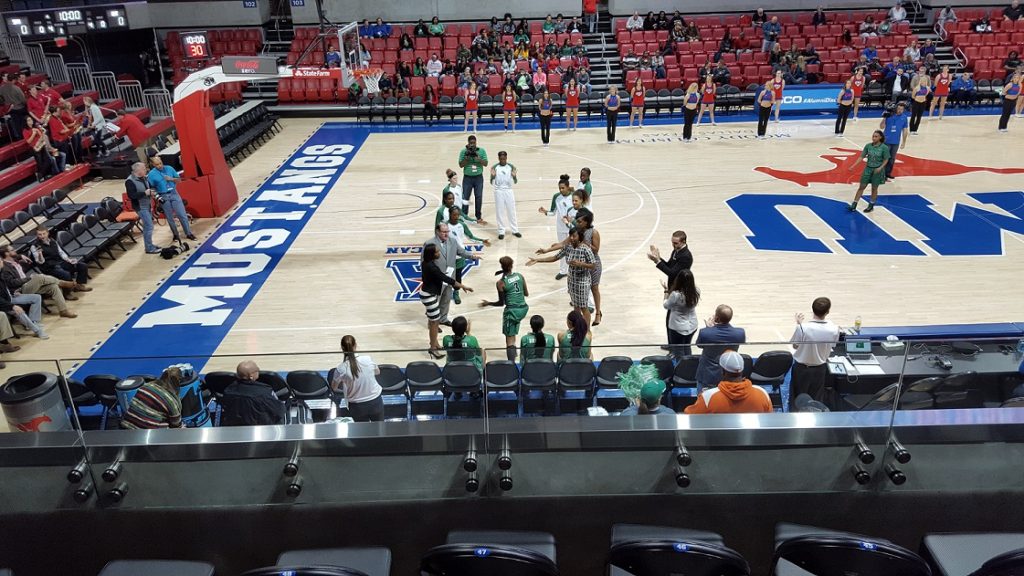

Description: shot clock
[181,31,211,60]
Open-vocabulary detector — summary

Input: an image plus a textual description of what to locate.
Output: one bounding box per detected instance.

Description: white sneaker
[712,122,717,126]
[35,332,49,340]
[853,117,859,122]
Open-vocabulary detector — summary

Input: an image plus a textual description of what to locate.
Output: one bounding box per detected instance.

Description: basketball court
[9,112,1024,385]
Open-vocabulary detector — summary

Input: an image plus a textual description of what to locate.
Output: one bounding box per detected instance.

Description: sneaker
[186,234,197,241]
[453,291,461,305]
[847,202,857,212]
[35,332,49,340]
[864,203,875,213]
[853,117,859,122]
[513,232,522,238]
[146,248,161,254]
[498,234,505,240]
[555,273,567,280]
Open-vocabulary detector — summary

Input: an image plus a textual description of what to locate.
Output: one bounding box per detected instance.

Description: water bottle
[854,316,862,334]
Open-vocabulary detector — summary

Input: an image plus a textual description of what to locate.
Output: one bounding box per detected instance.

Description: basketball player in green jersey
[479,255,530,361]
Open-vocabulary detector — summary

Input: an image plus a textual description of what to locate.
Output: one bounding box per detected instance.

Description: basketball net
[355,68,384,94]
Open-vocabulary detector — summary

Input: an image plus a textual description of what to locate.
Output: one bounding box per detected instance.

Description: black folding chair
[772,523,931,576]
[608,524,750,576]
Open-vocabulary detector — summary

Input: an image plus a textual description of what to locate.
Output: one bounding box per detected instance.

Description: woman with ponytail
[557,309,592,361]
[442,316,484,372]
[480,256,530,361]
[331,334,384,422]
[520,314,556,361]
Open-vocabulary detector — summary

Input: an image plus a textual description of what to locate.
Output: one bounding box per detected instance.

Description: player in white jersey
[490,151,521,240]
[537,174,575,280]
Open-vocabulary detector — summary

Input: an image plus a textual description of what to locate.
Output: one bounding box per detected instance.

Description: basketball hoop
[354,67,384,93]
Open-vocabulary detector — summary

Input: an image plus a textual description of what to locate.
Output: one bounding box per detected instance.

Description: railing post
[117,79,145,110]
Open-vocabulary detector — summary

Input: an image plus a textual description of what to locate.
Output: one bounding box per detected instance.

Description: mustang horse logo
[15,414,52,432]
[755,148,1024,186]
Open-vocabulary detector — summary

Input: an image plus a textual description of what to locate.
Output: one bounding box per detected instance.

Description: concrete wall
[135,0,273,29]
[291,0,584,25]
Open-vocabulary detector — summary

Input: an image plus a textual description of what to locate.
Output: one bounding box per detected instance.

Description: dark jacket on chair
[220,379,286,426]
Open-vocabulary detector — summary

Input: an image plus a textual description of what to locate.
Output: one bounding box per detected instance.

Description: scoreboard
[181,31,210,60]
[5,5,128,39]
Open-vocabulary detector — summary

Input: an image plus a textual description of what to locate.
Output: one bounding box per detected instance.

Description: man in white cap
[685,350,773,414]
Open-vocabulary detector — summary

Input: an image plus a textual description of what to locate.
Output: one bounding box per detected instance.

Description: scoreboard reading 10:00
[4,5,127,38]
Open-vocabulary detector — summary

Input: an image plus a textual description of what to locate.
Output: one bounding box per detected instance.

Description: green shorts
[860,166,885,187]
[502,305,529,337]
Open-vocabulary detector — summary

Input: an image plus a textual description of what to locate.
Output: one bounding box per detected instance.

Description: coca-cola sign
[221,56,278,75]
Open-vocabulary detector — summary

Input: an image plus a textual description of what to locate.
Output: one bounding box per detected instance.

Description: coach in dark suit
[648,230,693,344]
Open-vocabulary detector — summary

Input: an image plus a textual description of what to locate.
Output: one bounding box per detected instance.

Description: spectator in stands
[841,29,855,50]
[801,44,821,65]
[621,379,674,416]
[626,11,644,31]
[513,42,529,60]
[377,73,393,98]
[124,162,160,253]
[903,41,921,64]
[326,48,342,67]
[26,85,48,124]
[769,43,786,67]
[23,116,62,180]
[652,53,666,79]
[1004,0,1023,20]
[642,11,656,31]
[398,33,414,52]
[576,67,591,94]
[713,61,731,85]
[937,5,957,27]
[734,30,752,53]
[889,1,907,23]
[951,72,976,107]
[568,16,583,32]
[489,16,501,33]
[859,15,878,37]
[761,16,781,52]
[502,53,516,75]
[121,367,183,430]
[423,84,440,125]
[113,108,152,160]
[414,19,429,37]
[544,37,558,58]
[0,74,27,140]
[638,51,652,71]
[920,39,936,59]
[812,6,828,26]
[623,48,639,70]
[922,53,940,77]
[786,61,807,85]
[584,0,598,33]
[331,335,385,422]
[671,11,686,28]
[30,227,90,290]
[883,56,908,96]
[573,39,588,60]
[685,22,701,42]
[878,18,894,36]
[1,245,76,319]
[714,31,733,61]
[426,53,443,77]
[456,44,472,64]
[514,26,530,45]
[1005,51,1022,81]
[0,277,47,339]
[685,351,772,415]
[862,45,879,64]
[412,57,426,76]
[502,15,516,35]
[542,15,556,34]
[657,11,672,30]
[671,21,687,43]
[428,16,445,37]
[515,70,531,95]
[789,297,839,406]
[532,67,547,94]
[972,17,993,33]
[694,304,745,391]
[457,67,473,91]
[372,17,392,38]
[358,19,372,38]
[752,7,768,26]
[558,39,572,58]
[47,106,74,167]
[220,360,285,426]
[554,14,568,33]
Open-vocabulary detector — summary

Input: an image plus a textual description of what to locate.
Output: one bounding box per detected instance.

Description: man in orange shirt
[684,350,773,414]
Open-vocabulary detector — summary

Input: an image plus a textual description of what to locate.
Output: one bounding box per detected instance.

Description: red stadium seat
[277,77,293,103]
[303,78,318,101]
[441,75,457,96]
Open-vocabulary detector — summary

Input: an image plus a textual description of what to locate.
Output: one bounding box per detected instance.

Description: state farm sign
[293,67,341,79]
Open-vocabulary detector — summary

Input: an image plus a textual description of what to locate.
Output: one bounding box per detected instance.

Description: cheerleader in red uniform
[771,69,786,123]
[501,84,518,132]
[628,78,646,128]
[930,65,951,120]
[565,78,581,131]
[850,68,866,121]
[463,81,479,133]
[696,74,717,126]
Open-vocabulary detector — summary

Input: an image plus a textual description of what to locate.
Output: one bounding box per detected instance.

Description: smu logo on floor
[385,244,481,302]
[731,150,1024,256]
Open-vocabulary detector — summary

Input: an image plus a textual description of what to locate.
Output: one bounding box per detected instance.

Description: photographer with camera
[148,154,196,243]
[458,135,489,223]
[125,162,161,254]
[880,101,909,181]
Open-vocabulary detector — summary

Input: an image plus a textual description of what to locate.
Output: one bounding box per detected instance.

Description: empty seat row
[16,525,1021,576]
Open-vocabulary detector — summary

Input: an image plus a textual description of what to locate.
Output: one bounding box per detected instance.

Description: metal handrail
[954,45,968,68]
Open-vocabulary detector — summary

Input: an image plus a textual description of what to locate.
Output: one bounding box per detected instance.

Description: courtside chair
[841,383,901,412]
[772,522,931,576]
[247,546,392,576]
[405,361,445,418]
[256,370,291,401]
[557,357,596,414]
[608,524,750,576]
[595,355,633,411]
[421,530,558,576]
[375,363,409,420]
[750,350,793,409]
[442,361,483,418]
[521,358,558,416]
[286,370,333,423]
[202,371,235,426]
[899,376,946,411]
[641,355,674,383]
[484,360,521,417]
[921,533,1024,576]
[670,355,700,411]
[935,371,981,409]
[97,560,214,576]
[83,374,121,429]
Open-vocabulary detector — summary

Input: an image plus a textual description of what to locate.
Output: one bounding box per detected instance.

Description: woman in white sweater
[662,269,700,357]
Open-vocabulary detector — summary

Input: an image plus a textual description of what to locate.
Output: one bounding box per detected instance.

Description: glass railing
[0,335,1021,508]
